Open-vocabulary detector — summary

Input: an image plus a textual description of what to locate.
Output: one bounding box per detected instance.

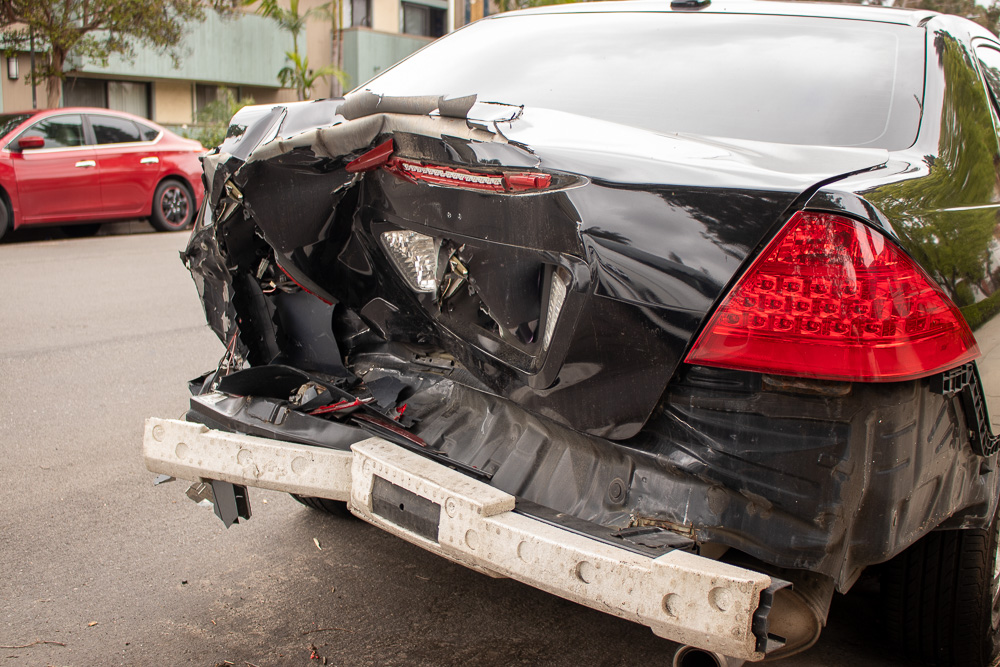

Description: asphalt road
[0,226,913,667]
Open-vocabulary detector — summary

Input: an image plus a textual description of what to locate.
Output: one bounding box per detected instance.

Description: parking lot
[0,227,913,666]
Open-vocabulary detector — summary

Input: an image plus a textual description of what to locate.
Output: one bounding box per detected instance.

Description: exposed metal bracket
[931,363,999,457]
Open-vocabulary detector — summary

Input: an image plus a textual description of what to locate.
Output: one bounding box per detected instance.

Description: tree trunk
[45,48,64,109]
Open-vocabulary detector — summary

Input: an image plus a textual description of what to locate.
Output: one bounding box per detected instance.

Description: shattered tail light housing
[685,211,979,382]
[380,230,441,293]
[543,267,571,349]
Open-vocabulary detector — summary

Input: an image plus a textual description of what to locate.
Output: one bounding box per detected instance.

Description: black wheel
[291,494,354,517]
[881,506,1000,666]
[63,223,101,238]
[150,179,194,232]
[0,197,9,241]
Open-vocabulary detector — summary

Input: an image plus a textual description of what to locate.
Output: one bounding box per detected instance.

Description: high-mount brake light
[345,139,551,192]
[685,211,980,382]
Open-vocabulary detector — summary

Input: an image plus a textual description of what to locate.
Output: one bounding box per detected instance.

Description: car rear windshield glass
[361,13,924,150]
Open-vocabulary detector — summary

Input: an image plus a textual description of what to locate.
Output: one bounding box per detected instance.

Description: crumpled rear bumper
[143,417,780,661]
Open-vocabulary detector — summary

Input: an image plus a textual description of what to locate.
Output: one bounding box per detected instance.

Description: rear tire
[291,494,353,517]
[150,179,194,232]
[881,507,1000,666]
[0,198,9,241]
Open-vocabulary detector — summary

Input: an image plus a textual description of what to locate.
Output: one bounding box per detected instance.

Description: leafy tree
[278,49,345,100]
[0,0,237,109]
[913,0,1000,35]
[192,87,255,148]
[252,0,347,100]
[866,33,1000,309]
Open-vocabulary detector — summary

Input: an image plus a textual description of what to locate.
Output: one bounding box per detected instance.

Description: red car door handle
[75,160,96,168]
[140,157,159,165]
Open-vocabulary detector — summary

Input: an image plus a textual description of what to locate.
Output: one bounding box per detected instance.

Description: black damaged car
[144,1,1000,664]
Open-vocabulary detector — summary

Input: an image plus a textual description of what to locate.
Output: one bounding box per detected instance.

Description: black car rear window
[362,12,925,150]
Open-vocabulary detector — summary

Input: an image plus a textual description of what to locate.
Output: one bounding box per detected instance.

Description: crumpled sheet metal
[243,111,505,166]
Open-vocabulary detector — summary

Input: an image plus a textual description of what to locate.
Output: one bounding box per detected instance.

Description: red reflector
[346,139,394,173]
[504,172,552,191]
[384,157,550,193]
[685,211,980,382]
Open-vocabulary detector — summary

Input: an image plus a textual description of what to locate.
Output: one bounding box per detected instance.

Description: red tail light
[685,211,979,382]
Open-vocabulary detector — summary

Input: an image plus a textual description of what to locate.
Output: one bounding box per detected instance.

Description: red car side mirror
[16,135,45,150]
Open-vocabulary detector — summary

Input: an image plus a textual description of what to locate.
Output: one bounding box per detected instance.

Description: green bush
[192,88,256,149]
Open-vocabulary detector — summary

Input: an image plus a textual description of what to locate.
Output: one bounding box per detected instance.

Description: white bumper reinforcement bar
[143,417,775,661]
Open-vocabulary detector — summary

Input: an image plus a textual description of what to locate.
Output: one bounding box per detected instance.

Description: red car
[0,107,205,240]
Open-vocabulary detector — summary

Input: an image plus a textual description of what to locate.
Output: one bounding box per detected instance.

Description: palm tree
[253,0,348,100]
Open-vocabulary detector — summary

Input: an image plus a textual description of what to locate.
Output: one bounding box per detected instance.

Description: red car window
[91,115,141,144]
[25,115,85,148]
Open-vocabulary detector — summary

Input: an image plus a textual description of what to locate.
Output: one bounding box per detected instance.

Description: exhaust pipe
[671,645,745,667]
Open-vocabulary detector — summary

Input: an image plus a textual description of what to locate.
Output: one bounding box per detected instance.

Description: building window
[63,78,151,118]
[352,0,372,27]
[108,81,149,118]
[195,84,239,114]
[63,78,106,108]
[402,2,445,38]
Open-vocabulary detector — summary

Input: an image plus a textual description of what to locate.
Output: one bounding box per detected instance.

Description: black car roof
[502,0,937,27]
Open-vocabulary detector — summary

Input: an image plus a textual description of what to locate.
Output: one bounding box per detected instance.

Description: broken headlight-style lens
[381,230,441,293]
[543,267,571,349]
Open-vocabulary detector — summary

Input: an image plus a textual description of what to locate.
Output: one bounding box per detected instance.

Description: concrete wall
[2,53,39,111]
[243,86,297,105]
[342,28,432,91]
[74,13,287,88]
[299,0,337,98]
[373,0,401,35]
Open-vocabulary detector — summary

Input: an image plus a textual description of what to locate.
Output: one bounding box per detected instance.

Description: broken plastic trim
[930,362,1000,456]
[346,138,395,172]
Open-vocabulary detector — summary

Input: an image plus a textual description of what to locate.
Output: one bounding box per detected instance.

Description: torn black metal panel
[210,480,252,528]
[633,366,998,589]
[236,150,355,256]
[182,213,239,343]
[216,365,313,399]
[271,291,349,378]
[186,392,368,451]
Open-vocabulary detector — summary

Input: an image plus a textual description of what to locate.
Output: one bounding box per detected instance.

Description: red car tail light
[685,211,979,382]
